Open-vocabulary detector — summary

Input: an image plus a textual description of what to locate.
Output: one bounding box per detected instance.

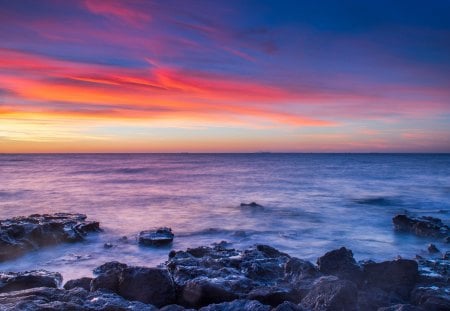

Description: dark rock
[180,278,238,307]
[199,299,271,311]
[240,202,263,208]
[316,247,363,284]
[246,286,298,306]
[103,242,114,249]
[117,266,175,307]
[393,215,449,238]
[411,286,450,311]
[284,257,320,282]
[299,276,358,311]
[160,304,195,311]
[139,227,174,246]
[377,304,425,311]
[273,301,306,311]
[0,286,157,310]
[357,287,404,311]
[63,277,92,291]
[90,261,127,292]
[0,213,101,261]
[443,251,450,260]
[428,244,440,253]
[93,261,128,275]
[0,270,62,293]
[363,259,418,300]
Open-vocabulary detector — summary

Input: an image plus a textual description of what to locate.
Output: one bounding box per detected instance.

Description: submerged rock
[240,202,263,208]
[393,214,449,238]
[0,213,101,261]
[0,270,62,293]
[139,227,174,246]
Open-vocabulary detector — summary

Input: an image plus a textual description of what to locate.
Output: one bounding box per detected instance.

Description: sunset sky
[0,0,449,152]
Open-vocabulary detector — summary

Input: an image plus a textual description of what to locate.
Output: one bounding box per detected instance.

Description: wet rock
[168,244,292,308]
[316,247,363,284]
[199,299,271,311]
[246,286,298,306]
[393,214,449,238]
[160,304,195,311]
[377,304,425,311]
[299,276,358,311]
[0,286,158,310]
[357,287,404,311]
[63,277,92,291]
[91,261,127,292]
[0,213,101,261]
[139,227,174,246]
[180,278,239,307]
[0,270,62,293]
[117,266,175,307]
[428,244,440,253]
[443,251,450,260]
[284,257,320,282]
[93,261,128,275]
[103,242,114,249]
[240,202,263,208]
[273,301,306,311]
[411,286,450,310]
[363,259,418,300]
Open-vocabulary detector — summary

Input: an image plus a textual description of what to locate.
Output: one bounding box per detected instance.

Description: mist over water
[1,153,449,281]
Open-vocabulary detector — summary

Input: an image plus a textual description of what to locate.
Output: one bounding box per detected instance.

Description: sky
[0,0,449,152]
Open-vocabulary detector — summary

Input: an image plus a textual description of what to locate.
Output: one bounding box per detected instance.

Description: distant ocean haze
[0,153,449,280]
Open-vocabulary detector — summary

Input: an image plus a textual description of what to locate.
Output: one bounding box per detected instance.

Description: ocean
[1,153,449,281]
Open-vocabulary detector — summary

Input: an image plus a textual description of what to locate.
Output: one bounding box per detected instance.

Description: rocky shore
[0,213,448,310]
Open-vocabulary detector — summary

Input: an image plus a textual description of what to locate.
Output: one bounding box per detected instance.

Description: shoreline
[0,213,449,310]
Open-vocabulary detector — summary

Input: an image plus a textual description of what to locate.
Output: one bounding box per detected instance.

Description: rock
[284,257,320,282]
[316,247,363,284]
[411,286,450,310]
[63,277,92,291]
[160,304,195,311]
[0,270,62,293]
[377,304,425,311]
[0,213,101,261]
[117,266,175,307]
[443,251,450,260]
[428,244,440,253]
[240,202,263,208]
[363,259,418,300]
[93,261,127,275]
[299,276,358,311]
[167,244,293,308]
[180,278,239,307]
[199,299,271,311]
[139,227,174,246]
[246,286,297,306]
[393,215,449,238]
[0,286,158,310]
[357,287,404,311]
[273,301,306,311]
[103,242,114,249]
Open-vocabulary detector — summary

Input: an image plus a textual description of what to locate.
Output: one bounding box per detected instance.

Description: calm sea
[1,154,449,281]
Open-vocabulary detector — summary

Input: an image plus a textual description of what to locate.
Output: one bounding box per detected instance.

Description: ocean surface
[1,153,449,282]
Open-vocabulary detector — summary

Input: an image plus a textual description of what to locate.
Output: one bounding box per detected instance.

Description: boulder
[240,202,263,208]
[377,304,425,311]
[63,277,92,291]
[139,227,174,246]
[316,247,363,284]
[363,259,418,299]
[117,266,175,307]
[393,215,449,238]
[411,286,450,310]
[299,276,358,311]
[0,213,101,261]
[0,270,62,293]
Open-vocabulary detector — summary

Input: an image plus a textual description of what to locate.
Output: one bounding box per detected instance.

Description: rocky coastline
[0,213,448,310]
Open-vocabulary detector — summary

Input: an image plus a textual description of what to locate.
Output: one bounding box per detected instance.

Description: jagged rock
[0,213,100,261]
[299,276,358,311]
[411,286,450,310]
[198,299,271,311]
[393,215,449,238]
[316,247,363,284]
[139,227,174,246]
[0,270,62,293]
[357,287,404,311]
[117,266,175,307]
[0,286,157,310]
[273,301,306,311]
[428,244,440,253]
[363,259,418,300]
[63,277,92,291]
